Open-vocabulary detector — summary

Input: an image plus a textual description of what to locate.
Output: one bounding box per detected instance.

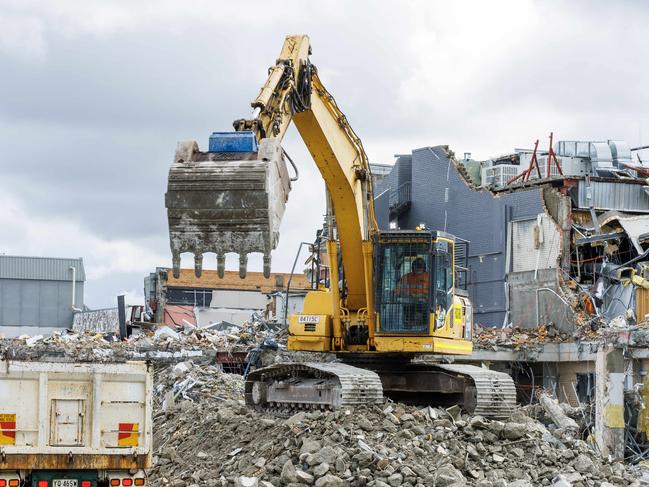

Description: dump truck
[0,360,152,487]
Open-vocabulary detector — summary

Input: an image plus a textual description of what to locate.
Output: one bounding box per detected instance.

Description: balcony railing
[389,181,411,211]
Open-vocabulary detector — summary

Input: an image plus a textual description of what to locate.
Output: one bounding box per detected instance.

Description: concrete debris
[155,326,181,341]
[148,360,643,486]
[538,393,580,432]
[24,334,44,346]
[0,315,286,363]
[475,318,649,351]
[475,323,569,349]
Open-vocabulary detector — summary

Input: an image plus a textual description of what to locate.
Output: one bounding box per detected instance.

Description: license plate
[53,480,78,487]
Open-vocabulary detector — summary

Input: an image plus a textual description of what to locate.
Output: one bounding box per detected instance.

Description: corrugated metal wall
[574,180,649,213]
[0,256,85,329]
[511,216,561,272]
[0,256,85,281]
[376,146,547,327]
[0,280,83,328]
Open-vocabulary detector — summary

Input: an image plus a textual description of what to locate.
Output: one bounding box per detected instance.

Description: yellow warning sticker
[117,423,139,447]
[0,413,16,445]
[453,306,463,324]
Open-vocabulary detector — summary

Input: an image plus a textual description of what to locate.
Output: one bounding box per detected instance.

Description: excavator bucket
[165,132,291,279]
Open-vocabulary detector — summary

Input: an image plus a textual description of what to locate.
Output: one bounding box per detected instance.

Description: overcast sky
[1,0,648,308]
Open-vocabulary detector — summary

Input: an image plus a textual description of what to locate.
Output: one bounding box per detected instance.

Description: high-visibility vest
[396,272,429,296]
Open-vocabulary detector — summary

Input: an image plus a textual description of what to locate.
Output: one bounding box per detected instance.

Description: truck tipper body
[0,360,152,487]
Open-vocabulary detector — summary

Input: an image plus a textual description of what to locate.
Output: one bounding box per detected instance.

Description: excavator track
[432,364,517,419]
[246,361,516,419]
[245,362,383,413]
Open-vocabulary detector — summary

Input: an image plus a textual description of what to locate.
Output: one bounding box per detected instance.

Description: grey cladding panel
[20,281,40,324]
[0,256,85,281]
[471,281,506,315]
[1,281,21,325]
[408,147,506,256]
[0,279,79,327]
[502,189,544,220]
[469,255,504,283]
[474,311,504,327]
[374,191,390,229]
[395,155,412,187]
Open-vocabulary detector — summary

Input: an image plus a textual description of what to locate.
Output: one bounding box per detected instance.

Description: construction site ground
[2,330,649,487]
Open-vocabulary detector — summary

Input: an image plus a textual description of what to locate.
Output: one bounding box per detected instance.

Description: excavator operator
[396,257,429,298]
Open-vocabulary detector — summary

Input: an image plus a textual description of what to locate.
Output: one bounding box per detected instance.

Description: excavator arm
[166,35,377,312]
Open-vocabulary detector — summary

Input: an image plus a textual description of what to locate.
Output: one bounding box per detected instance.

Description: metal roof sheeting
[0,256,85,281]
[575,181,649,213]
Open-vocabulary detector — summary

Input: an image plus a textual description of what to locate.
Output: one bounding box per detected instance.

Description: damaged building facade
[375,138,649,459]
[375,139,649,330]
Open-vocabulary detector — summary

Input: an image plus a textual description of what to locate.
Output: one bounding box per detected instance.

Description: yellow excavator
[165,35,516,417]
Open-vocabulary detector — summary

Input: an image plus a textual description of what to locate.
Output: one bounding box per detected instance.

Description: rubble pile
[150,361,637,487]
[475,318,649,350]
[0,317,286,362]
[154,361,244,411]
[475,324,570,349]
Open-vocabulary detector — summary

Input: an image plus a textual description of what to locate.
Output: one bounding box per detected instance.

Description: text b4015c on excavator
[165,35,516,417]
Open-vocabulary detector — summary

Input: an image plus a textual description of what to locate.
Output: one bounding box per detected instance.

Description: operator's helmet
[412,257,426,272]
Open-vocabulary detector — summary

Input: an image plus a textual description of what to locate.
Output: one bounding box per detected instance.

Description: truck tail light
[81,482,91,487]
[0,480,6,487]
[110,481,120,486]
[9,481,19,487]
[38,482,48,487]
[135,480,145,486]
[122,480,133,486]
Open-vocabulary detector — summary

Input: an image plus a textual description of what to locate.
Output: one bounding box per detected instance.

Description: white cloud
[0,187,168,306]
[2,0,311,40]
[0,11,46,60]
[119,288,145,307]
[1,0,648,309]
[397,1,536,114]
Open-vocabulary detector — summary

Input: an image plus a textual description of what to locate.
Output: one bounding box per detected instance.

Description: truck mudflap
[165,136,292,279]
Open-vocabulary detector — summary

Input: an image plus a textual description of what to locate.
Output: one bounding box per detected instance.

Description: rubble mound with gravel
[150,362,638,487]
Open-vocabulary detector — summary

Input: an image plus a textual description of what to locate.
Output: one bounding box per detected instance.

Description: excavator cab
[374,230,457,335]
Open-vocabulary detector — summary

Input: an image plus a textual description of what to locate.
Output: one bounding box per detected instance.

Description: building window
[167,288,213,307]
[575,373,595,403]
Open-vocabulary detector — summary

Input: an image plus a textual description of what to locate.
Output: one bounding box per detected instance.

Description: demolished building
[374,137,649,459]
[375,138,649,330]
